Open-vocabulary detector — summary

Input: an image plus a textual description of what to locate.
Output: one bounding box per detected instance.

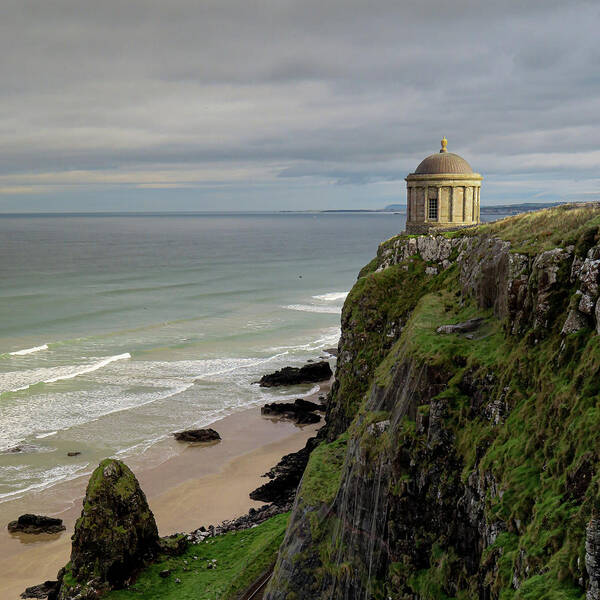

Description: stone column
[449,186,454,222]
[462,187,466,221]
[436,186,441,222]
[472,186,475,221]
[424,186,428,222]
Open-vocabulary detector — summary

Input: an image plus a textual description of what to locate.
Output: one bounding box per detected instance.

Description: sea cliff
[266,204,600,599]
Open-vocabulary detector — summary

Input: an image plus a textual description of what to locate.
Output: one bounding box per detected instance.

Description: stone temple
[405,138,482,234]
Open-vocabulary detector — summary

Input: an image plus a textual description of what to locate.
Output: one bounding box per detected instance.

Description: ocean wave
[268,328,340,353]
[193,351,289,381]
[0,462,90,503]
[35,431,58,439]
[7,343,48,356]
[284,304,342,314]
[312,292,348,302]
[1,352,131,394]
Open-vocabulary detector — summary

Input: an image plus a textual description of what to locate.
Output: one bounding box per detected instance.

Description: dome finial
[440,136,448,153]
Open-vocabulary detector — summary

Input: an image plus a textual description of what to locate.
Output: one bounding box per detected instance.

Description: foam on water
[7,344,49,356]
[284,304,343,314]
[312,292,349,302]
[1,352,131,394]
[35,431,58,439]
[0,462,90,502]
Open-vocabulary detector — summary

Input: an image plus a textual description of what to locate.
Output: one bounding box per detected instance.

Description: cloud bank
[0,0,598,210]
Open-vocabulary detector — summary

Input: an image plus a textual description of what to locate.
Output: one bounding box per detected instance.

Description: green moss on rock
[57,459,159,599]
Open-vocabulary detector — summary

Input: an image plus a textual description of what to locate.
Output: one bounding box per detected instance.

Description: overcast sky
[0,0,598,211]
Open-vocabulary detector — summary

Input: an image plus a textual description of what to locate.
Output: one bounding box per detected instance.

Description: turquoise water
[0,212,406,502]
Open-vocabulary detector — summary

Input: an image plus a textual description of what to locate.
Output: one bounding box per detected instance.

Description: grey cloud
[0,0,599,209]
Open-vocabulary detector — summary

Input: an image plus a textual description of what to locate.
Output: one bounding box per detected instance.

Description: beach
[0,383,326,599]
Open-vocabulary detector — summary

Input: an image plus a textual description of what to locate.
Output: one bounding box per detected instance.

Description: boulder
[436,318,484,335]
[256,361,332,387]
[173,428,221,443]
[55,459,159,599]
[8,514,65,535]
[67,452,81,457]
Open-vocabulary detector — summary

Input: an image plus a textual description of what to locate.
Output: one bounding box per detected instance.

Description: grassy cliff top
[380,203,600,257]
[476,203,600,254]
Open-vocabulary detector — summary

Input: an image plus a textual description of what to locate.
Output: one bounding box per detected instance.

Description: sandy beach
[0,382,328,599]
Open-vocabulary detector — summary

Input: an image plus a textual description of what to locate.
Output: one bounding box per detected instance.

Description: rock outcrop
[250,436,321,506]
[55,459,159,599]
[20,580,59,599]
[266,205,600,599]
[8,514,65,535]
[256,361,332,387]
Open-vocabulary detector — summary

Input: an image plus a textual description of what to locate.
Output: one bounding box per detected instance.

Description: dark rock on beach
[55,458,159,599]
[8,514,65,535]
[20,580,59,599]
[256,361,332,387]
[250,436,320,505]
[261,398,322,424]
[173,428,221,443]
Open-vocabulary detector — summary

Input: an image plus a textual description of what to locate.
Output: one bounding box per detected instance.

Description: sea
[0,212,409,505]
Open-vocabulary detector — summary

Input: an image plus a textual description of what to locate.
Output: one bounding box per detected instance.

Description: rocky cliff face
[266,205,600,600]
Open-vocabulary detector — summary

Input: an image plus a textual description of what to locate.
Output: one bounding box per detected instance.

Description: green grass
[104,513,289,600]
[301,434,348,505]
[477,204,600,255]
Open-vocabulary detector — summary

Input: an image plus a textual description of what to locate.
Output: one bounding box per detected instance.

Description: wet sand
[0,382,329,599]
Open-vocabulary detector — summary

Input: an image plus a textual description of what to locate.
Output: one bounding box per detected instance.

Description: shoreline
[0,380,329,599]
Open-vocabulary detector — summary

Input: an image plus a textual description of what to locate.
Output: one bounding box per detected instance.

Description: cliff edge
[266,204,600,600]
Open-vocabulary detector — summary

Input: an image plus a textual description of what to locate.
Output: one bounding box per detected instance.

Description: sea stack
[55,459,159,599]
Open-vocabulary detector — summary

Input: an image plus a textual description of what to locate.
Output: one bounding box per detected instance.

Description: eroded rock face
[56,459,159,599]
[586,517,600,600]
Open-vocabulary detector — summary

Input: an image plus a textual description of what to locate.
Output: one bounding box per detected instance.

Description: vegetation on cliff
[266,205,600,600]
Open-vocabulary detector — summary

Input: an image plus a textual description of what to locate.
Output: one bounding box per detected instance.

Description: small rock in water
[67,451,81,457]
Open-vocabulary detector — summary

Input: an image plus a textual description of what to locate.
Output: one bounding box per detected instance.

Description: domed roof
[413,138,474,175]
